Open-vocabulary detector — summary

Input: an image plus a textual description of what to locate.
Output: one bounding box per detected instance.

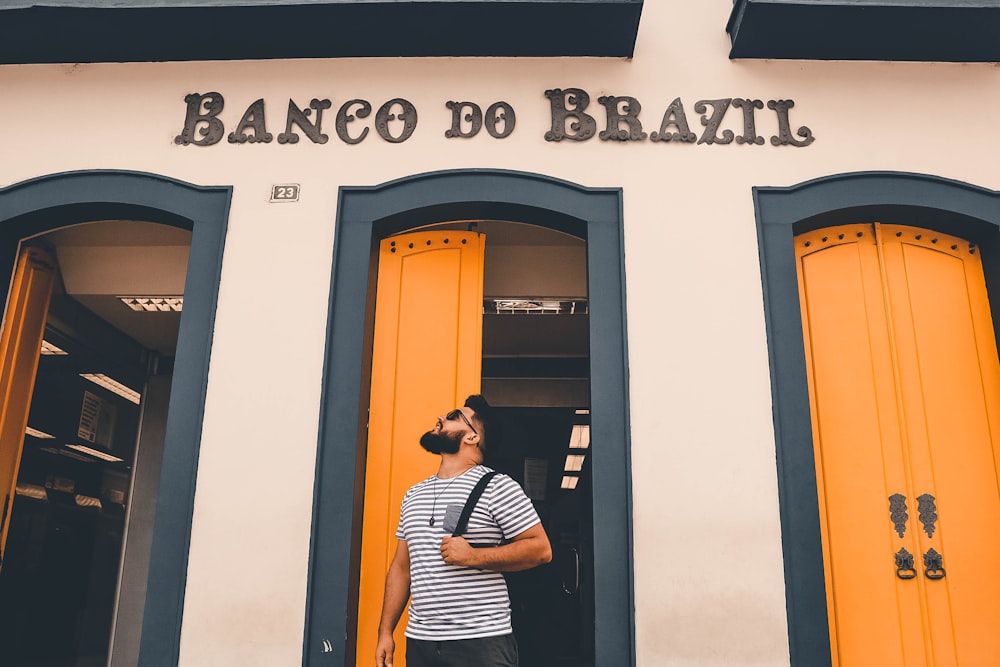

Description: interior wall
[484,245,586,297]
[482,237,589,408]
[110,373,172,667]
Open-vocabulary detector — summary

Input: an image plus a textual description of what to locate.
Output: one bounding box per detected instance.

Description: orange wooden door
[796,224,1000,666]
[0,246,57,570]
[355,230,485,667]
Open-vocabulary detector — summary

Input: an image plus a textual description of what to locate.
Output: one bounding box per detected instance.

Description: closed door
[355,230,485,667]
[796,223,1000,666]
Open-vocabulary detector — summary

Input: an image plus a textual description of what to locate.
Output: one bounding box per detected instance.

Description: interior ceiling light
[564,454,586,472]
[15,483,48,500]
[569,424,590,450]
[41,340,68,355]
[80,373,141,405]
[25,426,55,439]
[41,446,94,463]
[561,476,580,490]
[75,495,102,509]
[119,296,183,312]
[66,443,124,463]
[575,409,590,415]
[485,298,588,315]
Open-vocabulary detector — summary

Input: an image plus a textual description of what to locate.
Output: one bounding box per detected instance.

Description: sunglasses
[446,408,478,436]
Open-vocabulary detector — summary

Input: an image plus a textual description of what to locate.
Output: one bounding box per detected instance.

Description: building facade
[1,1,999,665]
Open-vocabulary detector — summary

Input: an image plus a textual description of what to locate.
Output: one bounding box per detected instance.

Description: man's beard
[419,429,462,455]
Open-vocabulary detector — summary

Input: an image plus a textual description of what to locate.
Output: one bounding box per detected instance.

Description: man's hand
[440,535,478,567]
[375,632,395,667]
[376,540,410,666]
[441,524,552,572]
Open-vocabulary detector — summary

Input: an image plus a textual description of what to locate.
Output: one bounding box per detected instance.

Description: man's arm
[376,539,410,667]
[440,523,552,572]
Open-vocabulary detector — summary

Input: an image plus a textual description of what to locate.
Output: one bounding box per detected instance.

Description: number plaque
[270,184,300,202]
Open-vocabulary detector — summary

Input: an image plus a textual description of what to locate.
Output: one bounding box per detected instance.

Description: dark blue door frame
[303,169,636,667]
[754,171,1000,666]
[0,170,231,667]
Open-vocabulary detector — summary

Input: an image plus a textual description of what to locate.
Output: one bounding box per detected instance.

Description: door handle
[923,548,946,580]
[895,548,917,579]
[890,495,945,580]
[562,546,580,596]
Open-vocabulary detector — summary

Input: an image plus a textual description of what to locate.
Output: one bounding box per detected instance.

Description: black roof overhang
[728,0,1000,62]
[0,0,644,63]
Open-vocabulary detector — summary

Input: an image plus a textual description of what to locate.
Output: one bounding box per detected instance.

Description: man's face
[419,407,476,454]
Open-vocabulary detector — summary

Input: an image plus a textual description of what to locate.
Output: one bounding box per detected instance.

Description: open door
[797,223,1000,665]
[0,245,57,568]
[355,230,485,667]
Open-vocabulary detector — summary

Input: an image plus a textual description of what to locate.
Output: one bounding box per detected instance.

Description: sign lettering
[176,89,815,148]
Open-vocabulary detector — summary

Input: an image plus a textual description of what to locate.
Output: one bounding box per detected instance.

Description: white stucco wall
[3,1,1000,665]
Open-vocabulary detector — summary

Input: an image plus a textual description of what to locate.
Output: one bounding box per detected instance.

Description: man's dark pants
[406,634,518,666]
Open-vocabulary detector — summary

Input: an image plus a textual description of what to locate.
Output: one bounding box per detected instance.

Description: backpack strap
[452,471,498,537]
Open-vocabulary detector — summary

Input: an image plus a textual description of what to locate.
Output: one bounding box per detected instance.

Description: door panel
[881,228,1000,664]
[355,231,485,667]
[0,246,57,568]
[797,223,1000,666]
[797,225,921,666]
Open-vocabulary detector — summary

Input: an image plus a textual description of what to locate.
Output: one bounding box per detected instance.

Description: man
[375,394,552,667]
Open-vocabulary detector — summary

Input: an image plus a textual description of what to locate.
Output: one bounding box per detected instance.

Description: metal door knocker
[923,548,946,580]
[895,548,917,580]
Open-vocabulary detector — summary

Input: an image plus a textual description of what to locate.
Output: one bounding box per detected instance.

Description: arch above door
[304,169,634,666]
[0,170,231,666]
[754,171,1000,666]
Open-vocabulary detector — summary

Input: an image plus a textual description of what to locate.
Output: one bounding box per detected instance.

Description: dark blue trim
[304,169,634,666]
[0,170,231,667]
[728,0,1000,62]
[754,171,1000,666]
[0,1,643,63]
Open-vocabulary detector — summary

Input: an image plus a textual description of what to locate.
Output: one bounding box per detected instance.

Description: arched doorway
[304,170,634,666]
[0,171,229,666]
[755,172,1000,666]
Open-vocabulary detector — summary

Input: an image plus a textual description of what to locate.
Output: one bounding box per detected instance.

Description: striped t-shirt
[396,464,540,640]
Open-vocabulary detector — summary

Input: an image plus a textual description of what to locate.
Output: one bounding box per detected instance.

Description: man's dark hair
[464,394,500,450]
